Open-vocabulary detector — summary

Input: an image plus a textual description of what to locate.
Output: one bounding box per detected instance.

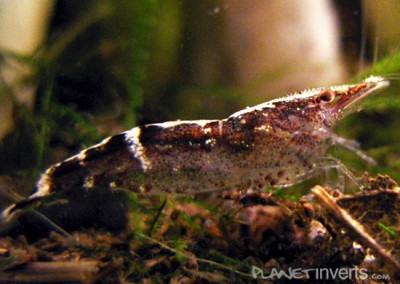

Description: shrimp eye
[316,90,334,103]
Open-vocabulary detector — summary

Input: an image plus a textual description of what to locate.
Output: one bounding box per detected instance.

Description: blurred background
[0,0,399,198]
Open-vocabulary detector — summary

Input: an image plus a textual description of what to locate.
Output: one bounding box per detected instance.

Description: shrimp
[1,75,389,220]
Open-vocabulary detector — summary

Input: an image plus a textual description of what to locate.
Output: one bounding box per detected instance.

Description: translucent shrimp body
[1,76,389,219]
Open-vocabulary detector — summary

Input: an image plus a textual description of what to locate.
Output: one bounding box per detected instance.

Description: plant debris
[0,174,398,283]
